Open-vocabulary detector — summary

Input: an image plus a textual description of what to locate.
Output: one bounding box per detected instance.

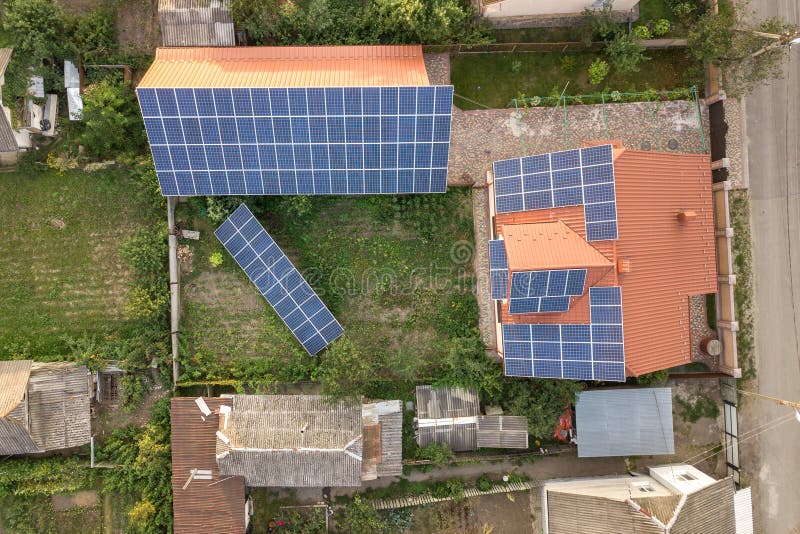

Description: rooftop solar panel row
[215,204,344,354]
[489,240,508,300]
[502,286,625,381]
[138,86,454,196]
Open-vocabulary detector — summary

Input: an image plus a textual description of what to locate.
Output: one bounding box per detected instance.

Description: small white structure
[65,60,83,121]
[482,0,638,23]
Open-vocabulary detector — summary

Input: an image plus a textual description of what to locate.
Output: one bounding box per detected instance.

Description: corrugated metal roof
[171,397,247,534]
[494,146,716,377]
[158,0,234,47]
[362,400,403,479]
[576,388,674,458]
[216,395,363,487]
[0,360,31,417]
[547,491,665,534]
[27,362,91,451]
[415,386,480,451]
[734,487,754,534]
[502,221,613,271]
[138,45,431,88]
[671,477,735,534]
[476,415,529,448]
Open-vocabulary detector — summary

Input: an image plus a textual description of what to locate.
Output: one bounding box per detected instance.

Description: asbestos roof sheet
[415,386,480,452]
[171,397,246,534]
[27,362,91,451]
[576,388,674,458]
[502,221,614,271]
[0,360,31,417]
[476,415,529,449]
[138,45,431,88]
[0,49,12,78]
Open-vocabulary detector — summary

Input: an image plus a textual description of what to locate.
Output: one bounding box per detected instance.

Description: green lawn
[451,49,698,109]
[177,191,475,387]
[0,166,156,357]
[638,0,679,24]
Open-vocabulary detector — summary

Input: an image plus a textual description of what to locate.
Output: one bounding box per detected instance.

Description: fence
[712,179,741,377]
[370,481,534,510]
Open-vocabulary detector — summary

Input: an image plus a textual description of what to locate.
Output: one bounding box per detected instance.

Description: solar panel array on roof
[137,86,453,196]
[503,287,625,381]
[489,240,508,300]
[215,204,344,354]
[493,145,619,241]
[507,269,586,314]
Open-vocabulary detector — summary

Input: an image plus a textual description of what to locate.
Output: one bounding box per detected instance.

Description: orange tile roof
[138,45,431,88]
[501,221,613,271]
[493,147,717,377]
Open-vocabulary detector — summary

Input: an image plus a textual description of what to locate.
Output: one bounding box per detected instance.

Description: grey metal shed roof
[158,0,235,46]
[476,415,529,449]
[415,385,479,452]
[576,388,674,458]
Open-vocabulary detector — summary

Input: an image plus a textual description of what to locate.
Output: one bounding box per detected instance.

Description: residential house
[482,0,638,26]
[158,0,235,47]
[415,385,529,451]
[171,395,403,533]
[489,141,718,382]
[0,360,92,455]
[575,387,675,457]
[542,464,737,533]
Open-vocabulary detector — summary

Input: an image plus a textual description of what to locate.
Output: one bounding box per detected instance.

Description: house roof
[158,0,235,47]
[0,361,90,454]
[576,388,674,457]
[216,395,363,487]
[545,474,736,534]
[0,360,31,417]
[502,221,613,271]
[171,397,246,534]
[138,45,431,88]
[362,400,403,480]
[415,385,479,452]
[494,146,716,376]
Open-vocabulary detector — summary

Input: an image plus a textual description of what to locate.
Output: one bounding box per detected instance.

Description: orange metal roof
[501,221,613,271]
[138,45,431,88]
[493,147,717,376]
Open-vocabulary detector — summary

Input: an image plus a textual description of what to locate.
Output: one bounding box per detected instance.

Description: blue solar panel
[493,145,619,242]
[138,86,454,196]
[507,269,586,314]
[215,204,344,354]
[509,298,540,314]
[501,286,625,382]
[489,240,508,300]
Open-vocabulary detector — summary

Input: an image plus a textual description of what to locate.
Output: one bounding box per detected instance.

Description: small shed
[158,0,235,47]
[576,388,675,458]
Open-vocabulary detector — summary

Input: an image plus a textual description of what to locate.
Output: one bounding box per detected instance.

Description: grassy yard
[0,166,157,358]
[451,49,699,109]
[177,191,475,388]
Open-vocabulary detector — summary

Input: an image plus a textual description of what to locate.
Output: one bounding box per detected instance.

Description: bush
[676,394,720,423]
[121,374,147,411]
[2,0,66,60]
[79,81,147,158]
[501,378,582,438]
[635,369,669,386]
[559,55,577,73]
[0,457,94,497]
[435,335,503,400]
[435,290,479,338]
[476,475,492,492]
[125,283,169,322]
[338,495,387,534]
[206,196,242,224]
[71,9,117,60]
[209,251,224,267]
[119,228,168,278]
[415,443,454,465]
[588,59,610,85]
[633,25,652,39]
[314,336,375,399]
[653,18,671,36]
[580,2,620,45]
[431,479,465,502]
[605,32,649,74]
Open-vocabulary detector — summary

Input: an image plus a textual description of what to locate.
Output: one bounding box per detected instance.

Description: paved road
[742,0,800,531]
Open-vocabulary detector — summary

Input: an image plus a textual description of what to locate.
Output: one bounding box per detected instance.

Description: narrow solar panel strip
[502,286,625,381]
[138,86,453,196]
[215,204,344,354]
[489,240,508,300]
[493,145,619,241]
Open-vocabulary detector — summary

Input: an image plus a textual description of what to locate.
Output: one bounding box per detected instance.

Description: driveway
[741,0,800,531]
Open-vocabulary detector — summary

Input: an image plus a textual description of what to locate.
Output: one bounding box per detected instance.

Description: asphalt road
[742,0,800,531]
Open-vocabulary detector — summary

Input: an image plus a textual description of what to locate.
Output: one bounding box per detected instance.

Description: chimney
[617,259,632,273]
[677,210,697,223]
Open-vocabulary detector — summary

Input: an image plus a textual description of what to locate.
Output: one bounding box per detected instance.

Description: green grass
[638,0,678,24]
[451,49,697,109]
[729,191,755,380]
[178,191,475,385]
[494,27,586,43]
[0,166,156,358]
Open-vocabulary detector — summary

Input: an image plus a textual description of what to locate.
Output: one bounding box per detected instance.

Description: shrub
[313,336,376,399]
[605,32,649,74]
[676,394,720,423]
[431,479,465,502]
[121,374,147,411]
[435,335,503,400]
[416,443,454,465]
[2,0,66,60]
[80,81,147,158]
[588,59,610,85]
[653,18,671,36]
[0,457,94,497]
[209,251,224,267]
[206,196,242,224]
[338,495,387,534]
[119,228,168,278]
[559,55,577,73]
[580,2,619,45]
[125,283,169,322]
[476,475,492,492]
[71,9,117,60]
[635,369,669,386]
[633,25,651,39]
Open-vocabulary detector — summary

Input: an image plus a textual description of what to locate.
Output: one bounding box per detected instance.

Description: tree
[2,0,65,60]
[435,336,503,400]
[314,336,376,398]
[688,2,799,96]
[579,1,620,45]
[71,10,118,60]
[501,378,583,438]
[79,80,147,158]
[605,32,649,74]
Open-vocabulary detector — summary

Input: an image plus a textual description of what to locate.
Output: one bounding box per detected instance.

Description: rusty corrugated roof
[171,397,246,534]
[493,147,716,376]
[502,221,613,271]
[138,45,430,88]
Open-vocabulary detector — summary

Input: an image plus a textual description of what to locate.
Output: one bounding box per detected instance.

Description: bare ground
[52,491,100,512]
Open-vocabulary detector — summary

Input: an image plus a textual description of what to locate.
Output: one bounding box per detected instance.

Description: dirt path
[52,490,99,511]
